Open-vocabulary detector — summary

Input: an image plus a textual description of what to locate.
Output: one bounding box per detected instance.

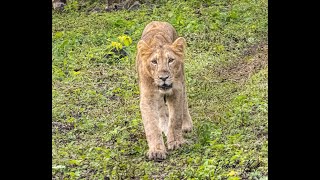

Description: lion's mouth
[159,84,172,90]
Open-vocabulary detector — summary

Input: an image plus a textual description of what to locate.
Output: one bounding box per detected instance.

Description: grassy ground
[52,0,268,179]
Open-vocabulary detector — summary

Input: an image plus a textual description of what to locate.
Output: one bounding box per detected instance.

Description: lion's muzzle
[157,75,172,91]
[158,83,172,91]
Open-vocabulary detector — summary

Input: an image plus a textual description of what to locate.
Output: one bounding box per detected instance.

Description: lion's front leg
[182,86,193,133]
[159,96,169,137]
[140,94,167,160]
[166,90,186,150]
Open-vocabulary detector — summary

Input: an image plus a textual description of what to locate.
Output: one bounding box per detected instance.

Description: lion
[136,21,193,161]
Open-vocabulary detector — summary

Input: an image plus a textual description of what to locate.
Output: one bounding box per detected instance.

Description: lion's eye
[168,58,174,63]
[151,60,157,65]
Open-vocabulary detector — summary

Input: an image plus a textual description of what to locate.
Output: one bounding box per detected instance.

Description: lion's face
[138,37,186,94]
[148,46,181,94]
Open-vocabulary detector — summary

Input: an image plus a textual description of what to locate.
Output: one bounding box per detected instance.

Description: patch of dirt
[52,121,74,133]
[215,43,268,84]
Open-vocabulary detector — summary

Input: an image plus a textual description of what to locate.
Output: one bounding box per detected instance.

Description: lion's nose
[159,75,169,81]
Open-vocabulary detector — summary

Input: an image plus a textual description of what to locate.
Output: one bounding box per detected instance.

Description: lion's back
[141,21,178,44]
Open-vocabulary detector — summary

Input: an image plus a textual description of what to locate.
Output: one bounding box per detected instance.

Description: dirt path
[215,43,268,84]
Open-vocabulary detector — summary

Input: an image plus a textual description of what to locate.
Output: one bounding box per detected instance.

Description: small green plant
[63,0,79,12]
[197,122,212,145]
[104,35,133,63]
[117,35,133,47]
[111,41,123,51]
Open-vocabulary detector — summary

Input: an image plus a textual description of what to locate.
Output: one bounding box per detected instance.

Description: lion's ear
[138,40,153,57]
[137,40,150,51]
[172,37,186,53]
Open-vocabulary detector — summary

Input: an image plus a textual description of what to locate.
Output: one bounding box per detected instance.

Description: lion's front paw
[182,123,193,133]
[146,148,167,161]
[182,116,193,133]
[167,139,186,150]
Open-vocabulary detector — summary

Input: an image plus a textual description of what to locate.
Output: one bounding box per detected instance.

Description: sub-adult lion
[136,21,193,161]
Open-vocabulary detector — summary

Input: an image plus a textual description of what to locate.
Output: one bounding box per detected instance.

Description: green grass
[52,0,268,179]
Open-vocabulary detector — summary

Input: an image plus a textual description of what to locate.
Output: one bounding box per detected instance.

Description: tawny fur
[136,21,193,161]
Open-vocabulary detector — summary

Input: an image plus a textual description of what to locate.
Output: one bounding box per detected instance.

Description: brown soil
[52,121,74,133]
[215,43,268,84]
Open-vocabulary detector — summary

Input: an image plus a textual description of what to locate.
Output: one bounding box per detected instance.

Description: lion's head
[137,36,186,94]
